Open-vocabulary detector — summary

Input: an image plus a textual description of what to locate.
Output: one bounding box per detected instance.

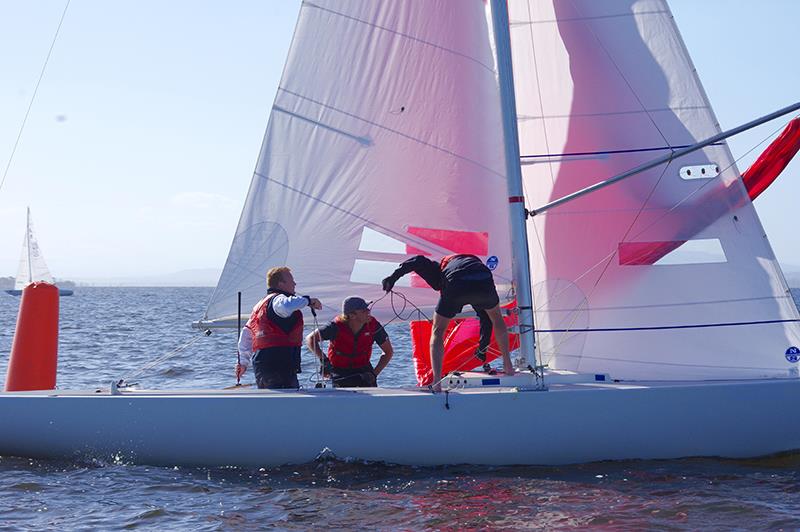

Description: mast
[26,207,32,284]
[489,0,537,371]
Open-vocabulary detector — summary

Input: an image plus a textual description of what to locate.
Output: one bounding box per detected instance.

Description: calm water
[1,287,799,530]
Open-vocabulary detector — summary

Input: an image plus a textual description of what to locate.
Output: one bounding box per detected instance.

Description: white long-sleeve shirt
[237,294,309,372]
[237,326,253,371]
[271,293,310,318]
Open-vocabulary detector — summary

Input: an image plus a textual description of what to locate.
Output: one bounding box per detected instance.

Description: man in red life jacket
[382,254,514,391]
[306,296,393,388]
[236,266,321,389]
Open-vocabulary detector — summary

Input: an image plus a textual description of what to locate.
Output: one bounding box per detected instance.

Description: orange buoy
[5,282,59,391]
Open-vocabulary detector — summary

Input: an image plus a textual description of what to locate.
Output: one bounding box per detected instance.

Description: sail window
[350,259,410,286]
[680,164,719,180]
[653,238,727,265]
[358,227,407,254]
[619,239,727,266]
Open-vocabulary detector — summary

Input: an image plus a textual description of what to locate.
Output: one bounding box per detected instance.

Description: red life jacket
[246,293,304,350]
[327,317,378,369]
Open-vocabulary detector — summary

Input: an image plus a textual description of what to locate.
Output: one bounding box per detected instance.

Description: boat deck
[0,368,781,398]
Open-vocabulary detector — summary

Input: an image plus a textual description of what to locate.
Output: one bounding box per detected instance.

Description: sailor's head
[342,296,370,321]
[267,266,296,294]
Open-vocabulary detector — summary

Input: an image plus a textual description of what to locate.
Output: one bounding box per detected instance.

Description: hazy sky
[1,1,798,281]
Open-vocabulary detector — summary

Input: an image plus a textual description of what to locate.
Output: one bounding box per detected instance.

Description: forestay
[204,1,514,325]
[509,0,800,379]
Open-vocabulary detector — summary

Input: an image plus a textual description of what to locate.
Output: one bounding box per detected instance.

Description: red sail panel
[619,240,685,266]
[741,117,800,200]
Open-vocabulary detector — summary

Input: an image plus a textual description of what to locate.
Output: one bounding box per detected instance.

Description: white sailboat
[1,0,799,468]
[5,208,73,297]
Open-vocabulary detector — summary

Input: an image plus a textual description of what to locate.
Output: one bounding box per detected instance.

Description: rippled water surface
[1,287,799,530]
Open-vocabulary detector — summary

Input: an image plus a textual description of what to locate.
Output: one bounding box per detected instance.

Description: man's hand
[235,362,246,379]
[381,276,396,292]
[308,297,322,310]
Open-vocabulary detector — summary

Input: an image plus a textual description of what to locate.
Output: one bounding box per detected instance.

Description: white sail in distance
[205,1,514,325]
[14,208,55,290]
[509,0,800,379]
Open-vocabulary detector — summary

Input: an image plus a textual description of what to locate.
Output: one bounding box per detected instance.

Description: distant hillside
[76,268,222,287]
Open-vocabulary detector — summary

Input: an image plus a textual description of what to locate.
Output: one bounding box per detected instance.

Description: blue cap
[342,296,369,314]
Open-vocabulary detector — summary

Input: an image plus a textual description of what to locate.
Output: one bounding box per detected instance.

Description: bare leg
[485,305,514,375]
[430,312,452,392]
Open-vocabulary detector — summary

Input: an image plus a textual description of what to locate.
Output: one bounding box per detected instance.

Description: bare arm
[305,330,325,363]
[373,339,393,376]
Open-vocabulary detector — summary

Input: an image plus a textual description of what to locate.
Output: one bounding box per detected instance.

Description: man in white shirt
[238,267,321,389]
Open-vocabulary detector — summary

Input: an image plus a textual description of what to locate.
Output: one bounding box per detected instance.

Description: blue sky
[0,0,798,280]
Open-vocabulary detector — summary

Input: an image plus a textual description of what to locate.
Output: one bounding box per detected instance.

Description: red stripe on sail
[405,226,489,287]
[619,241,685,266]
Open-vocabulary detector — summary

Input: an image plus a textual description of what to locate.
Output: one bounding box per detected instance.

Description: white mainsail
[14,208,54,290]
[509,0,800,379]
[205,1,514,325]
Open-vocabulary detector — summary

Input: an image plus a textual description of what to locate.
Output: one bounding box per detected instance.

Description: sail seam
[276,88,505,180]
[303,2,497,74]
[540,351,792,372]
[518,105,710,120]
[521,142,725,160]
[536,318,799,333]
[510,10,670,26]
[539,294,796,313]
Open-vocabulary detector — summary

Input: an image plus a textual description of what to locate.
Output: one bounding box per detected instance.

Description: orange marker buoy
[5,282,59,391]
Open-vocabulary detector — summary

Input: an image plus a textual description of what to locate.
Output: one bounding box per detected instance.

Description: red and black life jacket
[327,316,378,369]
[246,292,304,350]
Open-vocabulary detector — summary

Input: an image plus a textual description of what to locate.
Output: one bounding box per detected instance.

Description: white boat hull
[1,376,799,467]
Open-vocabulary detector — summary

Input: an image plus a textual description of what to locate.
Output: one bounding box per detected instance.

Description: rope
[375,288,513,392]
[117,329,211,386]
[1,0,71,194]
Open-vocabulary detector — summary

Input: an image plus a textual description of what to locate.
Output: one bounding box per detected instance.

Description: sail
[509,0,800,380]
[204,1,513,325]
[14,208,54,290]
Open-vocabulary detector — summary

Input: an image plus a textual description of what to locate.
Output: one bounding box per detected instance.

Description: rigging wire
[0,0,71,195]
[530,115,797,367]
[117,329,211,387]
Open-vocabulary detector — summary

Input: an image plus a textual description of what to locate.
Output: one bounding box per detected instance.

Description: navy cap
[342,296,369,314]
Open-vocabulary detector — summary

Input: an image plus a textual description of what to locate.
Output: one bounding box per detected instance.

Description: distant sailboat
[6,208,73,297]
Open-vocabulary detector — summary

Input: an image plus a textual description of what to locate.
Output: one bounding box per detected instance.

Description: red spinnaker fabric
[741,117,800,200]
[411,301,519,386]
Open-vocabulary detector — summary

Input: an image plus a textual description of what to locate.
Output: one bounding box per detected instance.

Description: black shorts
[253,347,301,390]
[435,277,500,319]
[331,365,377,388]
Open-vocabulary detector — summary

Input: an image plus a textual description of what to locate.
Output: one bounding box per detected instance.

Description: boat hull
[5,289,73,296]
[0,379,798,467]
